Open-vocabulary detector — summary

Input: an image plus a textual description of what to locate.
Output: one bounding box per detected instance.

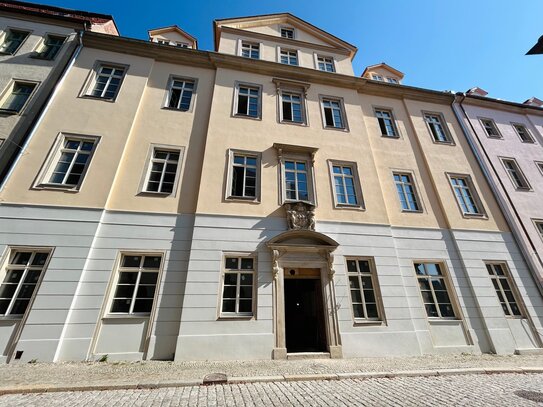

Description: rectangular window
[143,148,180,194]
[284,160,309,201]
[280,27,294,39]
[166,78,194,111]
[229,152,258,199]
[424,113,452,143]
[175,42,189,48]
[486,263,522,317]
[330,162,362,207]
[449,175,481,215]
[110,254,162,315]
[281,91,304,123]
[280,49,298,65]
[371,74,383,81]
[87,64,126,100]
[235,85,260,118]
[386,77,398,84]
[415,263,455,318]
[221,256,255,317]
[375,109,398,137]
[0,81,36,113]
[393,172,420,212]
[536,161,543,176]
[0,249,51,316]
[35,34,65,60]
[317,56,335,72]
[321,98,345,129]
[0,29,30,55]
[501,158,530,190]
[535,220,543,239]
[241,42,259,59]
[45,137,97,187]
[512,123,534,143]
[480,118,501,138]
[346,258,381,321]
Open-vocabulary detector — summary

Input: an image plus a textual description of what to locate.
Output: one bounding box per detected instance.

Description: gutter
[0,31,84,191]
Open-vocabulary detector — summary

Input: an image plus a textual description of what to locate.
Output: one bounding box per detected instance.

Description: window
[228,151,259,200]
[175,42,189,48]
[449,175,482,216]
[0,81,36,114]
[143,148,180,194]
[156,39,168,45]
[346,258,381,321]
[43,137,97,188]
[535,220,543,240]
[87,64,126,100]
[317,56,335,72]
[235,84,260,118]
[536,161,543,175]
[220,256,255,317]
[375,109,398,137]
[512,123,534,143]
[486,263,522,317]
[0,29,29,55]
[371,74,383,81]
[386,77,398,84]
[501,158,530,190]
[393,172,421,212]
[110,254,162,315]
[284,160,310,201]
[415,263,455,318]
[166,78,195,111]
[480,118,501,138]
[0,249,51,316]
[321,98,346,129]
[280,49,298,65]
[330,161,363,208]
[280,27,294,39]
[241,42,259,59]
[34,34,65,60]
[281,91,304,124]
[424,113,452,143]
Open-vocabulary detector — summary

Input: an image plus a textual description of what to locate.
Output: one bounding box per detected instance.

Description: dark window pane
[238,299,252,313]
[240,258,253,270]
[225,258,238,269]
[16,284,36,299]
[231,167,245,196]
[0,300,9,314]
[358,260,370,273]
[10,299,29,315]
[143,256,161,269]
[133,299,153,313]
[439,304,455,318]
[4,270,22,283]
[366,304,378,319]
[139,272,158,284]
[434,290,451,304]
[224,273,237,285]
[240,273,253,285]
[364,289,375,303]
[12,252,31,265]
[122,256,141,268]
[111,299,130,313]
[347,260,357,273]
[136,285,156,298]
[324,108,334,126]
[352,304,364,318]
[349,276,360,289]
[239,286,252,299]
[222,299,236,313]
[31,253,49,266]
[114,284,135,298]
[118,272,138,284]
[350,289,362,303]
[0,284,17,298]
[425,304,438,317]
[222,286,236,299]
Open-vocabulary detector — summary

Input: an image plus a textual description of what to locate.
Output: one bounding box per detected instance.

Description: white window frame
[512,123,535,143]
[345,257,383,323]
[315,54,335,72]
[0,247,53,318]
[233,82,262,120]
[278,89,307,125]
[414,262,458,320]
[83,61,128,102]
[320,96,348,131]
[393,171,423,213]
[279,48,299,66]
[500,157,531,190]
[238,40,260,59]
[485,262,523,318]
[328,160,364,209]
[374,107,399,138]
[218,254,257,319]
[32,33,66,60]
[278,152,315,205]
[140,144,183,196]
[423,112,454,144]
[0,79,38,115]
[479,117,502,139]
[226,149,261,202]
[371,74,383,81]
[0,28,30,55]
[447,173,486,218]
[105,252,164,317]
[280,26,295,39]
[34,133,100,191]
[163,76,197,112]
[385,77,398,84]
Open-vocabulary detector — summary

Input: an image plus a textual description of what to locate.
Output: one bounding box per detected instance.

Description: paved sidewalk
[1,354,543,394]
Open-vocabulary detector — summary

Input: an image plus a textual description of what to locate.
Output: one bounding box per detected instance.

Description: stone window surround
[224,148,262,203]
[236,39,261,59]
[0,79,40,116]
[313,53,336,72]
[499,156,532,191]
[0,27,31,55]
[327,159,365,210]
[485,261,525,319]
[162,75,198,113]
[373,106,401,138]
[138,143,184,197]
[273,78,310,126]
[231,81,263,120]
[79,60,129,103]
[511,122,536,144]
[422,111,455,145]
[30,32,67,60]
[478,117,502,139]
[445,172,487,219]
[319,95,349,131]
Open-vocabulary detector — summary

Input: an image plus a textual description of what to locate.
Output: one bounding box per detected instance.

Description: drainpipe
[0,30,84,191]
[452,94,543,347]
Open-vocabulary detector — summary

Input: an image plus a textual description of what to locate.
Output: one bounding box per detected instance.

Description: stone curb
[0,367,541,396]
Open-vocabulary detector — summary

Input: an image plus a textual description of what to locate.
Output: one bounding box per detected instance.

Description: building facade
[0,10,541,363]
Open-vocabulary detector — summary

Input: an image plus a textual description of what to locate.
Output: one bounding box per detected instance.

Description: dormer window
[280,27,295,39]
[386,77,398,84]
[156,39,168,45]
[175,42,189,48]
[371,74,383,81]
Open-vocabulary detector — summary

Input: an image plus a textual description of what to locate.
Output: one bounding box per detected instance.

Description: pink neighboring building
[454,92,543,290]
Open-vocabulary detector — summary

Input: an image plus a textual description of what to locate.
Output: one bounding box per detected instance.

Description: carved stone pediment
[284,201,315,231]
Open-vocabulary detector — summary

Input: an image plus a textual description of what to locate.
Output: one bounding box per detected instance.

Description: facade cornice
[460,94,543,116]
[0,8,87,30]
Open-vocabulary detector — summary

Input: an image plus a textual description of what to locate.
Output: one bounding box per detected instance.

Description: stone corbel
[272,249,281,281]
[326,252,335,278]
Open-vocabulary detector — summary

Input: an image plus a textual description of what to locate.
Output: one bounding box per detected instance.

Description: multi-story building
[0,10,541,363]
[0,0,117,182]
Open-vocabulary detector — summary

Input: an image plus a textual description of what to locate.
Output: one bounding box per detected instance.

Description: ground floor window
[414,262,456,318]
[486,263,522,317]
[346,258,381,321]
[220,256,255,317]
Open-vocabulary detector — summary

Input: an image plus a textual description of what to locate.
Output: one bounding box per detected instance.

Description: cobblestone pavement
[1,373,543,406]
[1,354,543,391]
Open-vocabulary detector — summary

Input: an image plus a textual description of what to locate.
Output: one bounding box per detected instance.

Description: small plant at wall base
[98,354,108,362]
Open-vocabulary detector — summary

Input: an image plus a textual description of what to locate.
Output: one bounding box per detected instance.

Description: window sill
[353,319,384,327]
[400,209,424,214]
[284,199,315,207]
[0,109,19,116]
[432,140,456,146]
[137,191,174,197]
[218,314,255,321]
[323,125,349,132]
[0,51,15,56]
[233,113,261,121]
[460,212,488,220]
[33,183,80,193]
[226,196,260,204]
[161,106,190,113]
[427,318,461,324]
[514,187,533,192]
[334,204,365,211]
[381,134,400,139]
[0,315,23,321]
[29,54,55,61]
[79,95,117,103]
[103,314,150,320]
[279,120,307,127]
[519,140,536,144]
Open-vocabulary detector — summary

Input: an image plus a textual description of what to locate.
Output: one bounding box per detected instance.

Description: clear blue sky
[45,0,542,102]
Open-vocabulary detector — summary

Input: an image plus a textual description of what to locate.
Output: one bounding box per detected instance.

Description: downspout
[0,30,84,191]
[452,94,543,347]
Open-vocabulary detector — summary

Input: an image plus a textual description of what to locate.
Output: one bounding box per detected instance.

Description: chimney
[523,97,543,107]
[466,87,488,97]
